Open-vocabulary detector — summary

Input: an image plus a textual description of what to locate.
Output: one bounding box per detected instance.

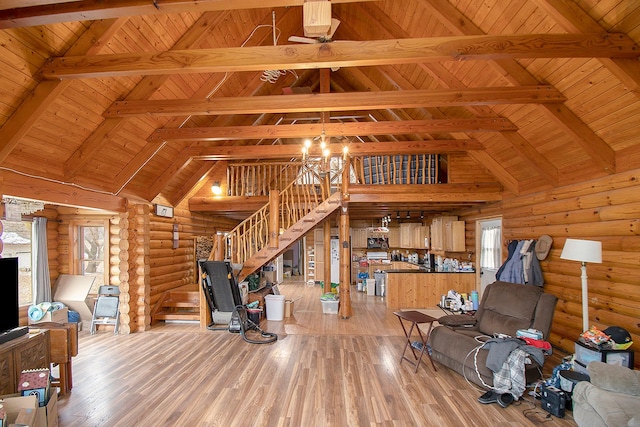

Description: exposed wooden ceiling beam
[148,119,517,142]
[420,0,617,175]
[63,10,235,183]
[185,140,483,160]
[0,0,378,29]
[189,183,502,212]
[104,86,565,118]
[42,34,639,80]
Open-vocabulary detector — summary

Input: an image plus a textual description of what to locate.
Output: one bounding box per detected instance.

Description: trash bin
[366,279,376,296]
[264,294,285,321]
[374,272,385,296]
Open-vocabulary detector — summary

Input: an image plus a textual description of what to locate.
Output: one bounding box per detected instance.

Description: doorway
[476,218,502,297]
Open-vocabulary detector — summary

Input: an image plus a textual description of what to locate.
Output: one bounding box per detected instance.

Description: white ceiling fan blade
[288,35,319,44]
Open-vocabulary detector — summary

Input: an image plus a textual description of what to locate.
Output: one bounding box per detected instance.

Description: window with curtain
[480,226,502,269]
[72,220,108,294]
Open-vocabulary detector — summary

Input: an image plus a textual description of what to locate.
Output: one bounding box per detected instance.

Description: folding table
[393,310,438,373]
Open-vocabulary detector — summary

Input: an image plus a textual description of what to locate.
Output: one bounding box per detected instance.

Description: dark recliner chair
[428,281,558,388]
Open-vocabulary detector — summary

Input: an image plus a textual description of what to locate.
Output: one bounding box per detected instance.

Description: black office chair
[90,285,120,335]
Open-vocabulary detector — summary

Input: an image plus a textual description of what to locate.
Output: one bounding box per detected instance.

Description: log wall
[456,168,640,368]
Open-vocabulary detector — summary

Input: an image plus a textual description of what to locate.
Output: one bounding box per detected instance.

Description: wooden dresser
[0,331,50,395]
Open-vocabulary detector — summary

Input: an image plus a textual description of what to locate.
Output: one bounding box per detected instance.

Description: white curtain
[33,217,51,303]
[480,226,502,269]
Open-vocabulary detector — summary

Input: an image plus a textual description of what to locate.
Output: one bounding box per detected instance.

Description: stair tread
[154,312,200,321]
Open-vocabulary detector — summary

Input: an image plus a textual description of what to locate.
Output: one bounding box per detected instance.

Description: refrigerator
[330,237,340,285]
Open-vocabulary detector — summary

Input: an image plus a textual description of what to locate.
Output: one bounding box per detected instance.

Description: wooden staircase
[151,289,200,323]
[238,191,342,281]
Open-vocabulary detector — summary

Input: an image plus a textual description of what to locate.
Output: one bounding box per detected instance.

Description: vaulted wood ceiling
[1,0,639,221]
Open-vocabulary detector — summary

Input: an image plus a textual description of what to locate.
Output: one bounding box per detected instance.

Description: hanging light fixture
[406,211,411,219]
[211,182,222,195]
[420,211,424,219]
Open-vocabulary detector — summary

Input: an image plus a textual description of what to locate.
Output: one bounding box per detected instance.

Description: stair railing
[225,161,332,266]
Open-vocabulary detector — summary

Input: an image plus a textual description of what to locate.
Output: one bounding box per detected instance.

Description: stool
[393,310,437,373]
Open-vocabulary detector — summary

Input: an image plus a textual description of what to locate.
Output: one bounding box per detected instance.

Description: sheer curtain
[33,217,51,303]
[480,226,502,269]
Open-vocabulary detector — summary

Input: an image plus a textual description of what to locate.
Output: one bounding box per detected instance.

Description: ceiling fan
[288,18,341,44]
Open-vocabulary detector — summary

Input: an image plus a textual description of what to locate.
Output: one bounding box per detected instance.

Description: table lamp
[560,238,602,333]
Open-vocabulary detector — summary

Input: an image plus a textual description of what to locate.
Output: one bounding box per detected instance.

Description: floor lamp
[560,238,602,333]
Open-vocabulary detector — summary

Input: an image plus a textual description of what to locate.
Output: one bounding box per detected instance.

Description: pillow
[588,361,640,396]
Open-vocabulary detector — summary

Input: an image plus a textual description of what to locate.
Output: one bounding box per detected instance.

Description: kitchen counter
[384,268,475,273]
[385,270,476,309]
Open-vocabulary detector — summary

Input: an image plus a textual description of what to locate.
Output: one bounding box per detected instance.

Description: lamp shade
[560,238,602,263]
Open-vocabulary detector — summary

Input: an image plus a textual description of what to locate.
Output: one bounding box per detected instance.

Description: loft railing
[352,154,441,184]
[227,162,301,197]
[225,161,334,265]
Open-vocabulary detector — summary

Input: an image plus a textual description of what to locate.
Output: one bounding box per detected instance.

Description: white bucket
[264,294,286,321]
[366,279,376,296]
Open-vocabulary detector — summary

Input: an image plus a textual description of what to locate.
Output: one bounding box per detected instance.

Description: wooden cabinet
[388,227,400,248]
[399,223,430,248]
[413,225,429,249]
[445,220,466,252]
[351,228,368,248]
[430,216,458,251]
[0,331,50,395]
[399,223,415,248]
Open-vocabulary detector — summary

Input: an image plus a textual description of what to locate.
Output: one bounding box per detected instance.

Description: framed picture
[154,204,173,218]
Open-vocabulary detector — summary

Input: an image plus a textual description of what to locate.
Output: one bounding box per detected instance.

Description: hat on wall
[603,326,633,350]
[535,235,553,260]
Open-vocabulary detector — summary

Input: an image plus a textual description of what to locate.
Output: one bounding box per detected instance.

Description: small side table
[393,310,437,373]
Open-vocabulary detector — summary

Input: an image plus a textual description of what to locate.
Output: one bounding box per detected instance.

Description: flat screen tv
[0,257,27,345]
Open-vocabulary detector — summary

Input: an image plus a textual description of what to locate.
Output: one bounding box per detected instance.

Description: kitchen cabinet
[351,228,368,248]
[399,223,417,248]
[430,216,458,251]
[445,220,466,252]
[388,227,400,248]
[413,225,429,249]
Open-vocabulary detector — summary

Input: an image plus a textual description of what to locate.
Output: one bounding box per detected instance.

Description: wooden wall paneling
[456,167,640,368]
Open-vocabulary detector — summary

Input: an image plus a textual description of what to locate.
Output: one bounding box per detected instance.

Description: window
[72,221,108,294]
[1,220,33,305]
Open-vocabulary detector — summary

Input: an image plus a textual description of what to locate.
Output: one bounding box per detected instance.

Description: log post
[269,190,279,249]
[339,206,352,318]
[324,220,331,293]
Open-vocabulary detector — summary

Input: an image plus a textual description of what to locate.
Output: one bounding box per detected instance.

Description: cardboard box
[28,308,68,325]
[52,275,95,322]
[284,300,294,317]
[13,407,37,426]
[1,390,58,427]
[0,395,37,426]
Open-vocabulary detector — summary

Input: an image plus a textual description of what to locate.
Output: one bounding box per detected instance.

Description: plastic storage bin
[321,299,339,314]
[264,294,285,321]
[366,278,376,296]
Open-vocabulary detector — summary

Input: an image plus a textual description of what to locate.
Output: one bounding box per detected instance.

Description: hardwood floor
[58,279,577,426]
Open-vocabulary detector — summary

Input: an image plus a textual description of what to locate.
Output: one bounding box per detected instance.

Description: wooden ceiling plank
[148,118,517,142]
[531,0,640,97]
[0,0,378,29]
[0,18,123,163]
[145,151,191,201]
[466,150,520,195]
[41,33,640,80]
[185,139,484,160]
[104,86,565,117]
[64,10,232,182]
[420,0,617,175]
